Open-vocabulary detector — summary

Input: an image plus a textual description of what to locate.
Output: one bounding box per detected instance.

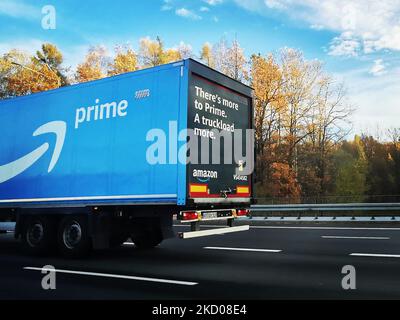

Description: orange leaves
[0,44,65,98]
[75,46,107,83]
[7,63,60,95]
[270,162,301,199]
[200,43,214,68]
[108,49,138,76]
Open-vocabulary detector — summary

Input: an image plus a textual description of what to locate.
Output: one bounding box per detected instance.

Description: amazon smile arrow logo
[0,121,67,184]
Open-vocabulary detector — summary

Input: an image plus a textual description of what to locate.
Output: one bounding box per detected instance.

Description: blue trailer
[0,59,253,257]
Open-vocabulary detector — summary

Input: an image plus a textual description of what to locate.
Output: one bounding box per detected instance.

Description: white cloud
[203,0,223,6]
[369,59,387,76]
[234,0,400,56]
[176,8,202,20]
[265,0,286,10]
[161,4,173,11]
[0,0,39,19]
[332,65,400,133]
[310,24,324,31]
[161,0,173,11]
[329,32,360,57]
[0,39,44,56]
[200,6,210,12]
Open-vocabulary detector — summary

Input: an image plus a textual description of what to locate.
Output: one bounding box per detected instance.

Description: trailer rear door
[186,61,254,204]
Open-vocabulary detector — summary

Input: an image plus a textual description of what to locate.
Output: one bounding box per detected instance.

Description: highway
[1,221,400,300]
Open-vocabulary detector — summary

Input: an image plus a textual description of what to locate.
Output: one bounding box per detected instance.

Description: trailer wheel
[131,230,163,249]
[57,216,92,258]
[22,216,56,256]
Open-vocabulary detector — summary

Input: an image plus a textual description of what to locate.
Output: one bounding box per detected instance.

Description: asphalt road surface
[1,221,400,300]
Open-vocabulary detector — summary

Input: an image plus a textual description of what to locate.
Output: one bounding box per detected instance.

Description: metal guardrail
[251,203,400,212]
[0,222,15,233]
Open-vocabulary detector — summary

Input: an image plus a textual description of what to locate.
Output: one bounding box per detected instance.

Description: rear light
[182,211,199,221]
[237,209,249,217]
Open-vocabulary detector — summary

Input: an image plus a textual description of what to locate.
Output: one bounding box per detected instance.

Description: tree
[0,50,25,98]
[212,38,248,81]
[279,48,323,172]
[256,162,301,202]
[162,48,181,64]
[226,39,248,81]
[139,37,164,67]
[33,43,69,86]
[108,45,138,76]
[177,42,193,60]
[333,137,367,202]
[304,76,353,196]
[212,38,229,73]
[361,135,396,200]
[250,53,285,185]
[0,46,63,98]
[250,47,354,200]
[138,37,182,67]
[75,46,109,83]
[200,42,214,67]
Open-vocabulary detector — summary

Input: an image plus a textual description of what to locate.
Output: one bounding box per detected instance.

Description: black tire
[57,216,92,258]
[21,216,56,256]
[131,231,162,249]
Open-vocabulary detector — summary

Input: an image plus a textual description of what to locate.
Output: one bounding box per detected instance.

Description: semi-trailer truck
[0,59,254,258]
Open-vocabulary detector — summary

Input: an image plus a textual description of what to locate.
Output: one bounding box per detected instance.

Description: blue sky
[0,0,399,134]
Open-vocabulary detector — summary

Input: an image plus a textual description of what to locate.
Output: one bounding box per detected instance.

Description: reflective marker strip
[0,194,177,204]
[204,247,281,253]
[24,267,198,286]
[179,225,249,239]
[237,186,250,194]
[350,253,400,258]
[190,184,208,194]
[322,236,390,240]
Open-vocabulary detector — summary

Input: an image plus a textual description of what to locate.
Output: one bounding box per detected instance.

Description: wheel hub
[63,221,82,249]
[27,222,44,247]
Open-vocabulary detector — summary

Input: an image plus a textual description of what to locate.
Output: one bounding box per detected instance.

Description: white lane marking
[204,246,282,253]
[174,225,400,231]
[322,236,390,240]
[24,267,198,286]
[249,226,400,231]
[350,253,400,258]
